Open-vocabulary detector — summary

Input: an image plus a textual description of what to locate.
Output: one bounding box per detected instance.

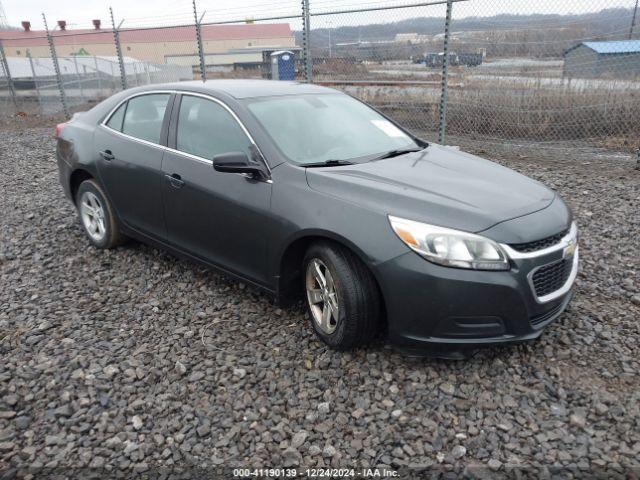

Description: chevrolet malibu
[56,80,578,356]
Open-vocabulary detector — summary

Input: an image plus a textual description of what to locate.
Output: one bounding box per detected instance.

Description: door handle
[99,150,115,161]
[165,173,185,189]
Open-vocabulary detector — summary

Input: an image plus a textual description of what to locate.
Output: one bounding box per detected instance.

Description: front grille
[532,258,573,298]
[510,228,569,253]
[530,302,564,327]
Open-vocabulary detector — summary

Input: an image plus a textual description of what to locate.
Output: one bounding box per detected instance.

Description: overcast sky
[3,0,637,30]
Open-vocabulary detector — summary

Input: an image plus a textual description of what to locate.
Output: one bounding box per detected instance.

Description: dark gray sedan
[56,80,578,356]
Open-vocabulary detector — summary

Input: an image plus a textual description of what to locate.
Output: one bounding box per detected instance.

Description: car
[56,80,578,357]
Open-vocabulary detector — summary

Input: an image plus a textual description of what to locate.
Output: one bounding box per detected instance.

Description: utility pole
[631,0,639,39]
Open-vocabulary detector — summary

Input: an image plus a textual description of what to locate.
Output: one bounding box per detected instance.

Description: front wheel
[303,242,382,350]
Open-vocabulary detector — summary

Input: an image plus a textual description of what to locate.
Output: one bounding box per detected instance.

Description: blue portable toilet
[270,51,295,80]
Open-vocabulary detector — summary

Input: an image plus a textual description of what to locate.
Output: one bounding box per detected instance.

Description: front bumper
[375,228,578,355]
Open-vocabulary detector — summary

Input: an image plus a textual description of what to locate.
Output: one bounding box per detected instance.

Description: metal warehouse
[563,40,640,79]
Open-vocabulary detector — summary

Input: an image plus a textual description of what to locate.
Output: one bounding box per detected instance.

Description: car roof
[137,79,338,99]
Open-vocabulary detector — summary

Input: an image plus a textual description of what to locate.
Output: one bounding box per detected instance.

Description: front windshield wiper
[301,159,355,168]
[374,147,424,160]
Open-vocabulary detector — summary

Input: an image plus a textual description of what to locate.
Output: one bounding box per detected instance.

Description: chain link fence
[308,1,452,143]
[1,0,639,152]
[444,0,640,151]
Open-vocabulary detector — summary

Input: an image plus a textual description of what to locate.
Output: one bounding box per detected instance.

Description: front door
[95,92,172,240]
[161,94,272,284]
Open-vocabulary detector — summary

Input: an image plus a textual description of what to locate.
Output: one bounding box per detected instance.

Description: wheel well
[278,237,314,303]
[69,169,94,203]
[278,236,387,320]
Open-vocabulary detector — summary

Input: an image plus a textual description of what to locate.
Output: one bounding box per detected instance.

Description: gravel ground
[1,126,639,477]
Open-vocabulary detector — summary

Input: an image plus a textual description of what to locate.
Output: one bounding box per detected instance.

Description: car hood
[305,144,556,234]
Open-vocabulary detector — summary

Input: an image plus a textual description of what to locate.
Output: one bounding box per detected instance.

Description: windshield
[244,93,419,165]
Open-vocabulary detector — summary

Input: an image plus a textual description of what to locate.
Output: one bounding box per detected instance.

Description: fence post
[110,7,127,90]
[109,61,115,90]
[73,55,86,102]
[43,13,70,118]
[193,0,206,81]
[0,39,18,110]
[438,0,453,144]
[301,0,312,82]
[26,50,43,113]
[630,0,638,39]
[94,56,102,92]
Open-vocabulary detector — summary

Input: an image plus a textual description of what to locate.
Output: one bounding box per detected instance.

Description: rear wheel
[303,242,381,349]
[76,179,124,249]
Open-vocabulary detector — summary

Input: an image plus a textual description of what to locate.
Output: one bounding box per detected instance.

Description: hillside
[296,7,637,57]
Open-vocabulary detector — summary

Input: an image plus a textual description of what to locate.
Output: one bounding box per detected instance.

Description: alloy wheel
[79,191,107,242]
[306,258,340,334]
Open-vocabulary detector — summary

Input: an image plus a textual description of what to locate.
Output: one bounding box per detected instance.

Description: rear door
[161,93,273,284]
[95,92,173,240]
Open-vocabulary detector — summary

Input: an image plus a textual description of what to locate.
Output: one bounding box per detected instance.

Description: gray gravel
[1,126,639,476]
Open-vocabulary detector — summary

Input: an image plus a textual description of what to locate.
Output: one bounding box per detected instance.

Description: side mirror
[212,151,266,179]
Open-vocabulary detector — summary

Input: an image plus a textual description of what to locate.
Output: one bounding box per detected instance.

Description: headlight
[388,215,510,271]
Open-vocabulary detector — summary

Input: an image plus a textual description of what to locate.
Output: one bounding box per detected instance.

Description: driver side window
[176,95,252,160]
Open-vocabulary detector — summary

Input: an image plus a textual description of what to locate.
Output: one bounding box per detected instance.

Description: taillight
[55,122,67,138]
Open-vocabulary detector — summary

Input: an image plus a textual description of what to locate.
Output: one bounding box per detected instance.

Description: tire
[303,241,382,349]
[75,179,125,249]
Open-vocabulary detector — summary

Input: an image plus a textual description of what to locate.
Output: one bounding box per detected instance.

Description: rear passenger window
[176,95,252,160]
[121,93,170,144]
[106,102,126,131]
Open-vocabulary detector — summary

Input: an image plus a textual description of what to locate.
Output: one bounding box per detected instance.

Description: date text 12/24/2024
[233,468,399,478]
